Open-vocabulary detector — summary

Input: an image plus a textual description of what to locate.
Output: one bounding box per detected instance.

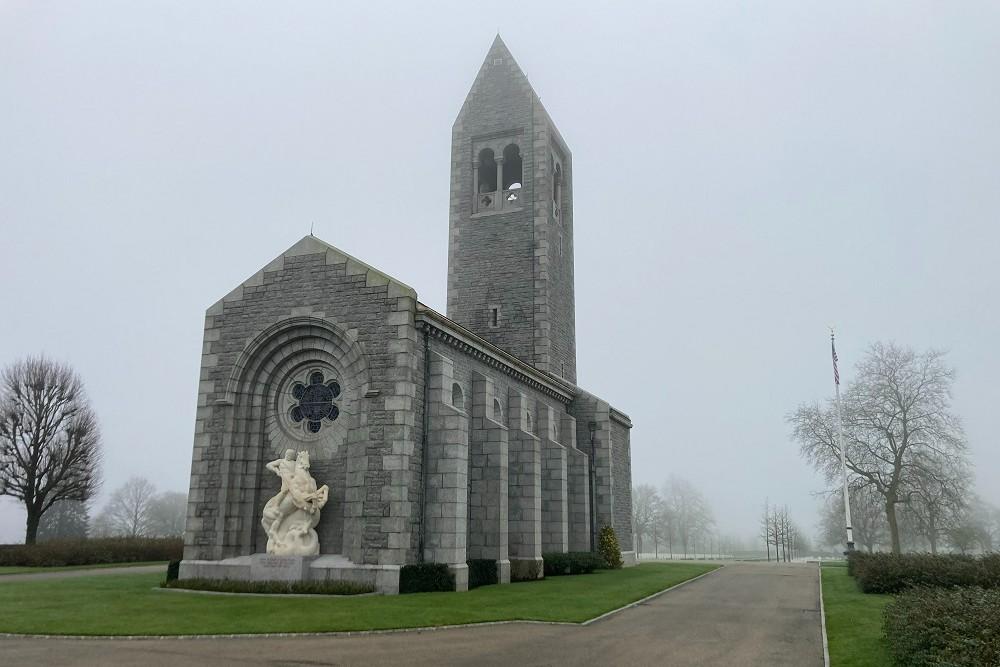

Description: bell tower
[447,36,577,383]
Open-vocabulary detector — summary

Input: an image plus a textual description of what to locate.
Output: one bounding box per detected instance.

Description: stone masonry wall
[506,389,543,578]
[421,351,469,588]
[610,413,634,552]
[569,391,613,546]
[183,236,420,566]
[466,369,508,571]
[426,331,580,580]
[447,39,536,364]
[538,404,568,553]
[531,104,577,383]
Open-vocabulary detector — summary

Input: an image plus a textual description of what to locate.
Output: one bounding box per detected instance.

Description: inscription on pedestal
[249,553,315,582]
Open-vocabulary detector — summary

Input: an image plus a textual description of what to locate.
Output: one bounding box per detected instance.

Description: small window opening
[526,410,533,433]
[452,383,464,411]
[493,398,503,420]
[493,58,503,65]
[558,231,563,257]
[489,306,500,328]
[552,162,563,220]
[502,144,523,201]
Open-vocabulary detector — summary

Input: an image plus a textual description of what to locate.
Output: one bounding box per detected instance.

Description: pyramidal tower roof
[456,35,538,124]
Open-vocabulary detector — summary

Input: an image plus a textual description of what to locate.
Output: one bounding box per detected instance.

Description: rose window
[289,371,341,433]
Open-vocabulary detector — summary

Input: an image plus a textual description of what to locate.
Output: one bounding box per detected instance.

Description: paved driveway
[1,562,824,666]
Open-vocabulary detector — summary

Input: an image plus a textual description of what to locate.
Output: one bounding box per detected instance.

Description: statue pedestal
[249,553,318,582]
[178,553,402,594]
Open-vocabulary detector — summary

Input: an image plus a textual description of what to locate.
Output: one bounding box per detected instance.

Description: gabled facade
[181,38,634,594]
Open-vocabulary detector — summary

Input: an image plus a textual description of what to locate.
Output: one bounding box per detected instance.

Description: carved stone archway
[216,317,370,557]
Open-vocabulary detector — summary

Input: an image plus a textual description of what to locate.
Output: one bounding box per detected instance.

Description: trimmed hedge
[884,586,1000,666]
[849,551,1000,594]
[0,538,182,567]
[399,563,454,594]
[467,559,497,589]
[162,578,374,595]
[543,551,603,576]
[511,559,543,582]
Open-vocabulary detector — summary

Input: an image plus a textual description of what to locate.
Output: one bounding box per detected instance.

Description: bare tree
[940,497,1000,554]
[967,498,1000,552]
[789,342,968,553]
[0,357,103,544]
[760,501,772,561]
[96,477,157,537]
[147,491,187,538]
[906,453,970,553]
[632,484,660,557]
[819,485,887,552]
[656,497,675,558]
[663,476,714,558]
[762,502,807,561]
[762,503,785,562]
[772,507,784,562]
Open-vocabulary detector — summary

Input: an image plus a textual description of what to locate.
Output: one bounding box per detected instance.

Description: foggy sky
[1,1,998,545]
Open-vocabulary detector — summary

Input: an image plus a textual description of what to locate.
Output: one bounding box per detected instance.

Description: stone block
[510,557,544,581]
[449,563,469,592]
[497,559,511,585]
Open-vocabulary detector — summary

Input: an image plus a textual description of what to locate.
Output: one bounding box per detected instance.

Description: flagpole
[831,328,855,552]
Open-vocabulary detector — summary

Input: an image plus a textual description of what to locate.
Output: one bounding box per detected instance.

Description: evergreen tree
[36,499,90,541]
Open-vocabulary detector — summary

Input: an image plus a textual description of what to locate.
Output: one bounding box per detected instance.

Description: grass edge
[0,562,720,639]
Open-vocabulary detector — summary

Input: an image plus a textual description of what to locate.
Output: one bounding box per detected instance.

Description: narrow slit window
[489,306,500,328]
[552,162,563,220]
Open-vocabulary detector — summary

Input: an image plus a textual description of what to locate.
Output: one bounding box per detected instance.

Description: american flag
[831,336,840,386]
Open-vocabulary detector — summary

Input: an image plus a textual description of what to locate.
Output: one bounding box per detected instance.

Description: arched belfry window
[478,149,497,193]
[452,383,465,411]
[473,139,523,214]
[502,144,522,203]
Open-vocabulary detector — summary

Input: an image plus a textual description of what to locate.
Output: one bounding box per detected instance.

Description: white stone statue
[261,449,329,556]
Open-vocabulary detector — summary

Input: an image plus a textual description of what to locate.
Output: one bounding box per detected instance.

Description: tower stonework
[447,36,577,383]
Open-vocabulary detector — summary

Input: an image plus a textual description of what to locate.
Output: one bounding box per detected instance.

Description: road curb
[818,567,831,667]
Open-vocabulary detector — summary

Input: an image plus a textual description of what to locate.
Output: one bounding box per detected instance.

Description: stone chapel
[180,36,635,593]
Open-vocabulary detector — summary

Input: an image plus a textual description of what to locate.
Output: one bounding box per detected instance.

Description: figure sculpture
[261,450,329,556]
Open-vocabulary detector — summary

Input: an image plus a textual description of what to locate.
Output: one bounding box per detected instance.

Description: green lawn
[0,561,717,636]
[0,561,168,576]
[822,565,892,667]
